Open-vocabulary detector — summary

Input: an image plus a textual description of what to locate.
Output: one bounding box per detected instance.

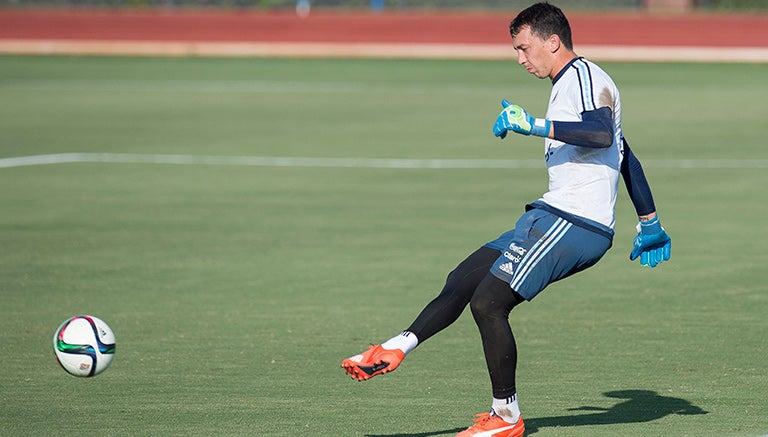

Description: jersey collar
[552,56,583,85]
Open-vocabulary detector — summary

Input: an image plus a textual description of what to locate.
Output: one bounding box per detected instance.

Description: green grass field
[1,55,767,436]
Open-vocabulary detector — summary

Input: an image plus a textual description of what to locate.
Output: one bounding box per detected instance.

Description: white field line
[1,153,767,170]
[0,153,542,169]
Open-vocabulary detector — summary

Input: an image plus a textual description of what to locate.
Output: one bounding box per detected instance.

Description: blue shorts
[484,203,613,301]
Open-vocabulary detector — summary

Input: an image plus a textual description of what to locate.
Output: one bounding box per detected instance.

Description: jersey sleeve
[620,137,656,217]
[551,107,614,148]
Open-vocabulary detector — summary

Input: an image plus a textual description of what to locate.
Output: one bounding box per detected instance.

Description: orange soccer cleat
[341,344,405,381]
[455,412,525,437]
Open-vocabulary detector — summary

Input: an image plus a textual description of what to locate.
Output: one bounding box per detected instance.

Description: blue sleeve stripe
[573,59,596,112]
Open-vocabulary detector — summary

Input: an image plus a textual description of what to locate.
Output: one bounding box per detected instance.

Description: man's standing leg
[453,274,525,437]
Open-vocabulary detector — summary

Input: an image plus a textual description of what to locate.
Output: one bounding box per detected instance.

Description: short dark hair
[509,2,573,51]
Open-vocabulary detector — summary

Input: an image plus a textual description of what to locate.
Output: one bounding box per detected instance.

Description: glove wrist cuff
[638,216,662,235]
[531,118,551,137]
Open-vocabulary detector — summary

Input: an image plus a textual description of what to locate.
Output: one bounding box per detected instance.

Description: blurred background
[0,0,766,12]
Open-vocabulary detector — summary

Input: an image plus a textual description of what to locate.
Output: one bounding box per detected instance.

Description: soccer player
[341,2,672,436]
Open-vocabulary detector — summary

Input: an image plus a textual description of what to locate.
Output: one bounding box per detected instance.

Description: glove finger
[656,248,667,265]
[650,249,661,267]
[501,99,512,108]
[493,117,504,135]
[493,118,507,137]
[640,250,650,266]
[499,130,507,139]
[663,242,671,261]
[644,250,655,267]
[630,237,642,261]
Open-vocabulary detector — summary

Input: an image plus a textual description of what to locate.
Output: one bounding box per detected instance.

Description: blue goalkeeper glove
[493,99,551,139]
[630,216,671,268]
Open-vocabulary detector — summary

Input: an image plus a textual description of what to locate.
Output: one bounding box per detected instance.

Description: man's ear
[547,34,561,53]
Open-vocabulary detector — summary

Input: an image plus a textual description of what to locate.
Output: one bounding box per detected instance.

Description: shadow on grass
[365,389,707,437]
[525,389,708,434]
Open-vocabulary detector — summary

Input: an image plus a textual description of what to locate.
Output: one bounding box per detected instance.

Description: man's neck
[550,52,579,80]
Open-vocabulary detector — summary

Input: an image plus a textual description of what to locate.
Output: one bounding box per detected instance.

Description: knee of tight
[470,276,521,321]
[470,293,509,321]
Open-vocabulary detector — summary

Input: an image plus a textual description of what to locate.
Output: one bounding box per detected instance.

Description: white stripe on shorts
[510,218,573,291]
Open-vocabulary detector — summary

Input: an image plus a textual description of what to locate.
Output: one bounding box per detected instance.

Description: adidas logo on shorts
[499,262,515,275]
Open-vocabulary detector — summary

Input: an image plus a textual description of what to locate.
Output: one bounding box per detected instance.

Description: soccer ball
[53,315,116,377]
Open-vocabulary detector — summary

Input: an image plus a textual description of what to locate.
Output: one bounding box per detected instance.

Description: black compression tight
[470,273,525,398]
[406,246,525,399]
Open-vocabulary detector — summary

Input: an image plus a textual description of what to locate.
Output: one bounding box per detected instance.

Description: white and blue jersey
[541,57,624,229]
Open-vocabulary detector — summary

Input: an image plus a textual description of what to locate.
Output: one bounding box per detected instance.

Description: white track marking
[0,153,767,170]
[2,40,767,63]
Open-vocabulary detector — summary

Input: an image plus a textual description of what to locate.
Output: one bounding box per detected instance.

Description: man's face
[512,25,554,79]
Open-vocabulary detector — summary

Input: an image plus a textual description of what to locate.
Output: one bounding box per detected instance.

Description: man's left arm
[622,138,671,268]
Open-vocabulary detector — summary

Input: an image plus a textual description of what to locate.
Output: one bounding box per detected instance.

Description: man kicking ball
[342,3,671,436]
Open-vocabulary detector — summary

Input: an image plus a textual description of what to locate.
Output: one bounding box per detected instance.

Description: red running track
[1,9,767,47]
